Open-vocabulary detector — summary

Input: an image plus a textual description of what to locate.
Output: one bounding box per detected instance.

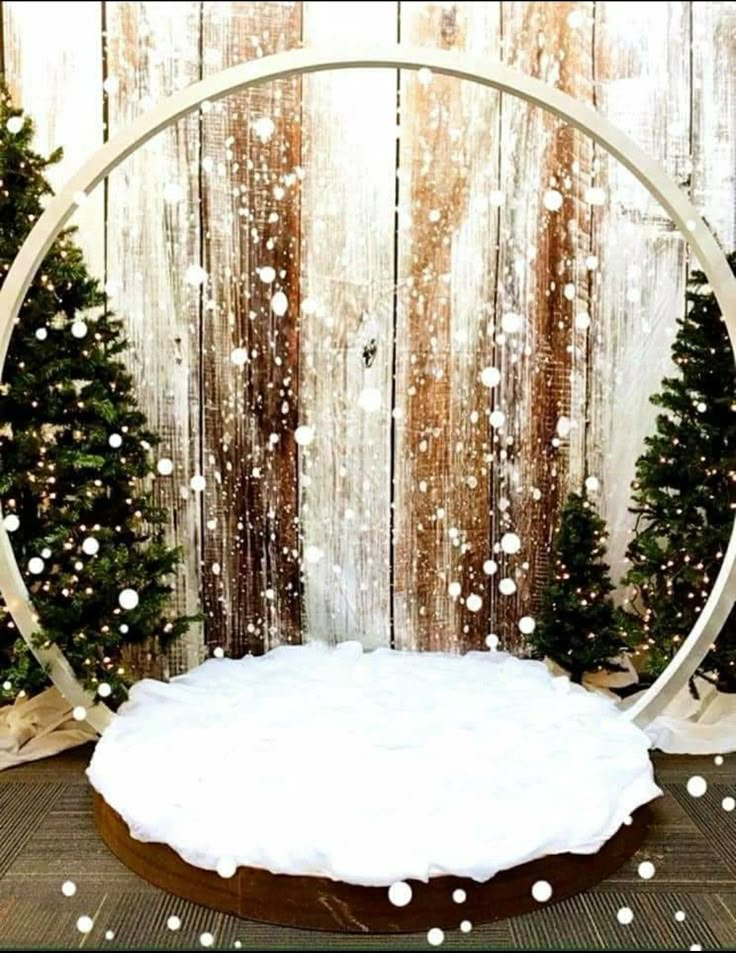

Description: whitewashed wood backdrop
[2,1,735,672]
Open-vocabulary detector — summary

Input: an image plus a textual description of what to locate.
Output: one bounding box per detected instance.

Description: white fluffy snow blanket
[88,642,660,886]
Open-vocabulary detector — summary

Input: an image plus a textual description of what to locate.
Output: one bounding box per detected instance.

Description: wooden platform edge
[93,790,651,933]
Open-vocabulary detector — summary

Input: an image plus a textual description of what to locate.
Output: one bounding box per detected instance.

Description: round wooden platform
[93,792,650,933]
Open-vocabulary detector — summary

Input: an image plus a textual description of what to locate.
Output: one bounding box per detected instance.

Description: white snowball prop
[118,588,139,611]
[87,643,659,887]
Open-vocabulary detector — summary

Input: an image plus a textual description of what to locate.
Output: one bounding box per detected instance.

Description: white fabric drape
[0,686,96,770]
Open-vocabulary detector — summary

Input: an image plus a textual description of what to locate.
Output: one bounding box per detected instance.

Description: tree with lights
[623,255,736,691]
[529,491,627,684]
[0,91,192,706]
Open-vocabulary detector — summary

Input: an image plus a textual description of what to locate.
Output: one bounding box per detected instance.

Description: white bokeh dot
[480,366,501,388]
[166,915,181,931]
[499,577,517,596]
[543,189,563,211]
[675,911,686,922]
[427,927,445,947]
[531,880,552,902]
[200,932,215,948]
[501,532,521,554]
[216,857,237,879]
[723,797,735,812]
[61,880,77,897]
[460,920,472,933]
[518,616,536,635]
[157,458,174,476]
[617,907,634,925]
[72,706,87,722]
[118,588,140,611]
[452,888,466,904]
[687,775,707,798]
[294,425,315,446]
[3,514,20,533]
[190,474,206,492]
[388,881,412,907]
[76,916,94,935]
[466,593,483,613]
[637,861,655,880]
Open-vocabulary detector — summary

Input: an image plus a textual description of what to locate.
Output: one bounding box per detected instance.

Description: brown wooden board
[393,2,502,652]
[492,1,594,653]
[105,1,203,677]
[94,789,651,933]
[298,1,397,649]
[588,2,691,607]
[200,1,303,657]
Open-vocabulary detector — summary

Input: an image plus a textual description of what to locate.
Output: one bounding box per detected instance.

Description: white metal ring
[1,45,734,732]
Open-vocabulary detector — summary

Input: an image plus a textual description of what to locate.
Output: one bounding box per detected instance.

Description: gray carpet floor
[0,745,735,950]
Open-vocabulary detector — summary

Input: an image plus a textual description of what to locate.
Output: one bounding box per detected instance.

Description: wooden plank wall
[2,1,735,665]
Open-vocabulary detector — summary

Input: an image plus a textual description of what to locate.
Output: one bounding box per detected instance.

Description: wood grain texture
[105,1,203,676]
[493,1,594,651]
[588,1,691,594]
[393,1,502,652]
[93,789,651,933]
[298,1,397,648]
[200,1,303,656]
[2,1,104,287]
[691,1,736,250]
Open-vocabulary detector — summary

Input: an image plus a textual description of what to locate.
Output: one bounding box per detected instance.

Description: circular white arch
[1,44,734,733]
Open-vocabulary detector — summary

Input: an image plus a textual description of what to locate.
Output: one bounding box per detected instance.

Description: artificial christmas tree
[623,255,736,690]
[0,91,192,706]
[529,491,627,684]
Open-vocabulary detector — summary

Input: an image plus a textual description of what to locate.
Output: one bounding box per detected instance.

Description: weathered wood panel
[393,2,502,652]
[200,1,303,656]
[589,2,691,596]
[493,1,594,651]
[691,1,736,251]
[105,1,203,674]
[298,1,397,648]
[2,0,104,281]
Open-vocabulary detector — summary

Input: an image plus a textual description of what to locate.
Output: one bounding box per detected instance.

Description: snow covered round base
[87,643,661,887]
